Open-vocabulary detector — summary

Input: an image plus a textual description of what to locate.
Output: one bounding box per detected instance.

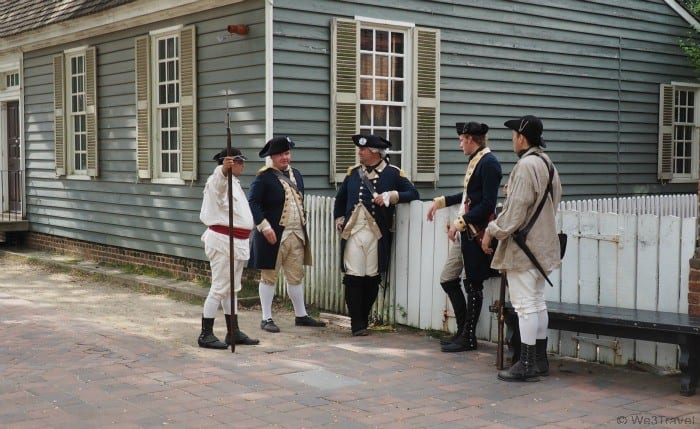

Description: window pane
[361,78,373,100]
[361,53,373,75]
[391,33,404,54]
[170,108,178,126]
[389,106,402,127]
[159,86,166,104]
[376,31,388,52]
[170,131,178,149]
[360,105,371,126]
[170,154,178,172]
[158,39,166,59]
[76,94,84,112]
[159,62,166,82]
[373,105,387,126]
[376,55,388,77]
[389,129,401,152]
[162,131,169,150]
[361,29,373,51]
[392,81,404,102]
[392,56,403,78]
[375,79,388,101]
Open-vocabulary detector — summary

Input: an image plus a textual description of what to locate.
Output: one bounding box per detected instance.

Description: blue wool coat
[444,151,502,283]
[333,161,419,273]
[247,166,307,270]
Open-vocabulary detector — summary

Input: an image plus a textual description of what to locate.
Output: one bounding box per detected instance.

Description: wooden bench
[490,301,700,396]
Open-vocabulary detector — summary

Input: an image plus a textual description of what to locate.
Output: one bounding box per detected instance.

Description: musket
[496,273,507,370]
[225,90,236,353]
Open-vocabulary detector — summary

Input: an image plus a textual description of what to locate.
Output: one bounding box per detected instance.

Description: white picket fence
[297,193,697,370]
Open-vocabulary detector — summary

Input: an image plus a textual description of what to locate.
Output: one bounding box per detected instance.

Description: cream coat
[486,147,562,272]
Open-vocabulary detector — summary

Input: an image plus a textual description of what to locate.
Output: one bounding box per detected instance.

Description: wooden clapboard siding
[21,2,266,261]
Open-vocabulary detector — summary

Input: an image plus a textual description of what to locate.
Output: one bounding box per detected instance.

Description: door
[7,101,20,212]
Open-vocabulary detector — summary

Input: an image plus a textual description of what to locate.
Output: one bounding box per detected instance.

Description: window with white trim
[658,84,700,183]
[5,71,19,88]
[68,53,88,174]
[135,26,197,183]
[360,28,406,168]
[53,47,98,178]
[330,17,439,183]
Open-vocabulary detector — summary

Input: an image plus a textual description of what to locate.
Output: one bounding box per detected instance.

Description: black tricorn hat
[259,136,295,158]
[351,134,391,149]
[455,121,489,136]
[504,115,546,147]
[213,147,247,165]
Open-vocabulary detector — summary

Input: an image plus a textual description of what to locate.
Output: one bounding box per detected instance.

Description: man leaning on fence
[427,121,502,352]
[482,115,562,382]
[334,134,419,336]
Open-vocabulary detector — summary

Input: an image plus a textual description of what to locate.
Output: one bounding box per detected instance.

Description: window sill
[65,174,91,181]
[151,177,185,185]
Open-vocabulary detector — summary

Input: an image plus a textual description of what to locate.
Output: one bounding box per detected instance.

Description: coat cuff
[433,196,446,209]
[257,219,271,232]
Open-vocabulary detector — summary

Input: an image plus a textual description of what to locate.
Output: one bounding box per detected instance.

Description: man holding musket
[428,121,502,352]
[334,134,419,336]
[197,147,259,349]
[482,115,562,382]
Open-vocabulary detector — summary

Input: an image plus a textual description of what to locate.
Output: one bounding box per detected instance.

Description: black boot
[344,275,366,335]
[198,317,227,349]
[361,275,381,329]
[535,338,549,376]
[225,314,260,346]
[498,343,540,382]
[441,285,483,352]
[439,279,467,345]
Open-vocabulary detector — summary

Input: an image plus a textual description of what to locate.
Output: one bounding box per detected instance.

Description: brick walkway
[1,249,698,428]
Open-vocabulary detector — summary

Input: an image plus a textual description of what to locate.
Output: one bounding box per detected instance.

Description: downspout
[617,36,622,197]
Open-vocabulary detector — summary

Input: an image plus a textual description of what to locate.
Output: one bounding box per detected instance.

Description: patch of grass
[97,262,176,279]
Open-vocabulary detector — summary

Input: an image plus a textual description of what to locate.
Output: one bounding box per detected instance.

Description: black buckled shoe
[295,315,326,327]
[225,314,260,345]
[198,317,228,349]
[352,328,369,336]
[260,318,280,333]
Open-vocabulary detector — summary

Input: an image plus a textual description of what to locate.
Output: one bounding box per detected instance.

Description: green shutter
[330,18,359,183]
[657,84,673,181]
[412,27,440,183]
[179,25,197,181]
[135,36,151,179]
[53,54,66,176]
[85,47,99,177]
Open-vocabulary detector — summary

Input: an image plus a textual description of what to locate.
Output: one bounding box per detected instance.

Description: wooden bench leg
[679,341,699,396]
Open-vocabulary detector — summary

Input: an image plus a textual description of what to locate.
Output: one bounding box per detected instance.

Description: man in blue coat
[334,134,419,336]
[248,136,326,333]
[427,121,502,352]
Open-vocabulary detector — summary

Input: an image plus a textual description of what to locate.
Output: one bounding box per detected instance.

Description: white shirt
[200,165,254,260]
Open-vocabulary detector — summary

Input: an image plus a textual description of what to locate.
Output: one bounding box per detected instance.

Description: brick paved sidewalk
[1,249,698,428]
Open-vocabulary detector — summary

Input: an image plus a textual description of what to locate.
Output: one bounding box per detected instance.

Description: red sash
[208,225,252,239]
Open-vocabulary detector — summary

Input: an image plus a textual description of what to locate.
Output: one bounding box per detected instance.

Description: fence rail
[296,193,697,370]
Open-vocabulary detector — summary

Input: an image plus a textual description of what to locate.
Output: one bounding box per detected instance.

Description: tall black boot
[344,275,366,335]
[535,338,549,376]
[361,275,381,329]
[439,279,467,345]
[498,343,539,382]
[441,284,483,352]
[198,317,227,349]
[225,314,260,346]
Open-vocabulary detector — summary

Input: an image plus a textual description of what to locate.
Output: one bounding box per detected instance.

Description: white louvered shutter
[53,54,66,176]
[179,26,197,181]
[85,47,99,177]
[412,27,440,183]
[657,84,674,181]
[330,18,359,183]
[135,36,151,179]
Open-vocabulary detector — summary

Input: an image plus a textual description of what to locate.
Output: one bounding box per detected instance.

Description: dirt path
[0,257,348,355]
